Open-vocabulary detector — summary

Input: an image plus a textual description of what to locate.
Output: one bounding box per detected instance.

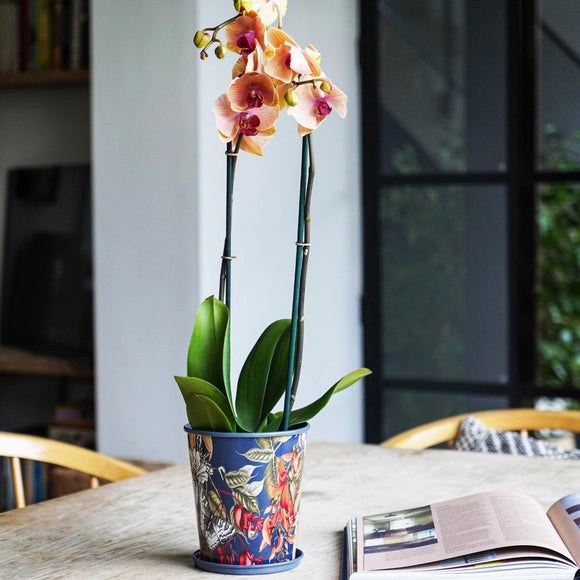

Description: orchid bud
[194,30,211,49]
[320,80,332,94]
[284,89,299,107]
[233,0,244,12]
[215,44,226,59]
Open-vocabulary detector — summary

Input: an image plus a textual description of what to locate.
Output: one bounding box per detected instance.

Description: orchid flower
[287,80,347,136]
[227,72,279,111]
[213,93,278,156]
[264,28,321,83]
[225,11,266,56]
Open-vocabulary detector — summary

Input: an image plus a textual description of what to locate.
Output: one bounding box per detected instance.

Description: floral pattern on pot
[186,424,308,566]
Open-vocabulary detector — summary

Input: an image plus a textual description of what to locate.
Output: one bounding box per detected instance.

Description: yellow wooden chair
[381,408,580,450]
[0,431,147,508]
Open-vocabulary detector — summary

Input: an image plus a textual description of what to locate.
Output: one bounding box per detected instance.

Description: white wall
[93,0,363,463]
[92,0,199,462]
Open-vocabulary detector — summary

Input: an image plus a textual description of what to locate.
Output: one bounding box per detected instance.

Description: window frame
[360,0,580,443]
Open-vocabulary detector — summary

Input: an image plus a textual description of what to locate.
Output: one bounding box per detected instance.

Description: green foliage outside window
[537,126,580,389]
[383,127,580,396]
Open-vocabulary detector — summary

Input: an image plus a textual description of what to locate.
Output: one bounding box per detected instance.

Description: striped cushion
[454,415,580,459]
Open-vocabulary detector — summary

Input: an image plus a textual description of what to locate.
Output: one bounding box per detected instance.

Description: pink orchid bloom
[225,12,265,56]
[213,93,279,155]
[288,81,348,136]
[264,28,321,84]
[240,0,288,27]
[227,72,278,111]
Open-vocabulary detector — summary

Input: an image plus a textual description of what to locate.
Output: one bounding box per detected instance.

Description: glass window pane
[539,1,580,171]
[379,185,508,383]
[381,388,508,442]
[536,183,580,387]
[378,0,506,175]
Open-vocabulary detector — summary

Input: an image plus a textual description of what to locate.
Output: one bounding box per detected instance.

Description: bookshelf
[0,0,93,436]
[0,69,89,88]
[0,0,90,83]
[0,347,92,380]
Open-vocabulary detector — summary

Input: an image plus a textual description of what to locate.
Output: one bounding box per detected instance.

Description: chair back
[381,408,580,450]
[0,431,146,508]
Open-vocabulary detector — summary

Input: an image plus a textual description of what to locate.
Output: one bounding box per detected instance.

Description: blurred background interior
[1,0,580,506]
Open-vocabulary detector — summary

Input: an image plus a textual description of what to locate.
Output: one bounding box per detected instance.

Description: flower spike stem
[282,134,314,430]
[219,137,242,308]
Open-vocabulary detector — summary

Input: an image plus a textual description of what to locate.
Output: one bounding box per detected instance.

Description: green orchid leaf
[183,392,236,432]
[264,368,372,430]
[287,368,372,427]
[260,413,283,432]
[175,375,236,431]
[235,319,292,432]
[186,296,232,409]
[261,322,292,419]
[175,375,234,418]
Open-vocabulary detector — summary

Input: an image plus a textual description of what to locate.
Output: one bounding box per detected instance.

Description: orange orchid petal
[235,105,278,155]
[303,44,322,76]
[225,12,265,56]
[227,73,278,111]
[251,103,280,130]
[232,56,248,78]
[264,44,294,83]
[264,29,321,82]
[213,94,239,141]
[287,85,320,130]
[287,45,316,76]
[328,84,348,118]
[267,27,298,49]
[241,128,275,156]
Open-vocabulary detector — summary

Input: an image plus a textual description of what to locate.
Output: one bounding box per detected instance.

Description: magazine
[342,490,580,579]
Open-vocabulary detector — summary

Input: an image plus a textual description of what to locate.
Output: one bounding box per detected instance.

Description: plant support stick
[219,137,242,308]
[282,135,313,430]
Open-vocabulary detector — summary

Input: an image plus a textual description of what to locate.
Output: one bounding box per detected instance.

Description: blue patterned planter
[185,423,309,575]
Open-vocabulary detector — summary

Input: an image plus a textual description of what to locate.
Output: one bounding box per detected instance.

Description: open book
[342,490,580,579]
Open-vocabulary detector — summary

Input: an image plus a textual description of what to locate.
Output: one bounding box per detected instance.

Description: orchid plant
[175,0,371,433]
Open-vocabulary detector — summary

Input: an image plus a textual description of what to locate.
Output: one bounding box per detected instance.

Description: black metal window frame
[360,0,580,443]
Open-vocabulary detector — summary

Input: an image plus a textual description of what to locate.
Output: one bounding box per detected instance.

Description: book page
[358,491,575,571]
[548,492,580,564]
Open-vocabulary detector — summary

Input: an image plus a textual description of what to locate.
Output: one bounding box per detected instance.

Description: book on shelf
[0,0,19,73]
[342,490,580,579]
[0,0,89,75]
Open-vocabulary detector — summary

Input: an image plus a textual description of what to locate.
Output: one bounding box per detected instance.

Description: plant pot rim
[183,422,310,438]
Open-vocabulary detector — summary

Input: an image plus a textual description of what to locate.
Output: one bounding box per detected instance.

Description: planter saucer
[192,549,304,575]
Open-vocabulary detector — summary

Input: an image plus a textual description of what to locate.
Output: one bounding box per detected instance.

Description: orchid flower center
[239,112,260,136]
[316,97,332,117]
[237,32,257,54]
[246,88,264,108]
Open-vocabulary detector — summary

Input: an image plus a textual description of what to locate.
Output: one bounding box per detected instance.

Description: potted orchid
[176,0,370,573]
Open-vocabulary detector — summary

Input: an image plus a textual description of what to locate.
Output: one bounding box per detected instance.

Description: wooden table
[1,441,579,579]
